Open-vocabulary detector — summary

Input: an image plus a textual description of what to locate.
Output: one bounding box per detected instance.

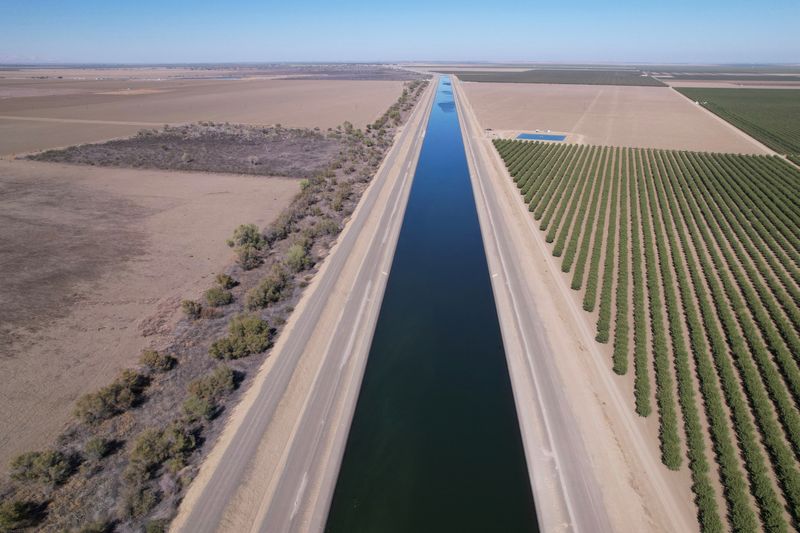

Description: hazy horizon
[2,0,798,64]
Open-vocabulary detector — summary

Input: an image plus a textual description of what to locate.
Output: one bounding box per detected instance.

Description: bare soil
[0,64,424,82]
[0,160,299,470]
[0,77,407,155]
[27,123,345,178]
[462,81,771,154]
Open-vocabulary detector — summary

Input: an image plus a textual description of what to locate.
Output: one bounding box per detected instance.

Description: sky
[1,0,798,64]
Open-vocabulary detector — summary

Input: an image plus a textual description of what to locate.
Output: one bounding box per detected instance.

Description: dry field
[0,67,251,81]
[463,82,771,153]
[0,159,298,468]
[0,77,405,155]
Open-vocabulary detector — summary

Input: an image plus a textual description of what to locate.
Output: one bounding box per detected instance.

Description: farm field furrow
[494,139,800,532]
[675,88,800,163]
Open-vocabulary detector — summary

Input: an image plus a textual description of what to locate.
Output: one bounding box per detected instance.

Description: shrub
[205,286,233,307]
[264,211,296,245]
[181,299,202,320]
[245,264,292,310]
[0,499,40,530]
[123,485,159,519]
[285,243,312,273]
[139,349,176,373]
[10,450,74,485]
[307,217,340,238]
[236,245,262,270]
[183,365,237,422]
[77,520,113,533]
[84,436,112,462]
[215,273,238,289]
[74,370,149,425]
[188,364,236,402]
[182,395,217,422]
[227,223,265,250]
[209,314,271,359]
[145,519,169,533]
[126,423,196,483]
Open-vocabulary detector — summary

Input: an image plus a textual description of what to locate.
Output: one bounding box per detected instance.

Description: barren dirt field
[0,77,404,155]
[463,81,771,153]
[0,159,298,468]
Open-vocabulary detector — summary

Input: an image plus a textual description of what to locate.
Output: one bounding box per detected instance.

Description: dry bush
[183,365,236,421]
[180,299,202,320]
[9,449,75,486]
[84,436,112,462]
[204,287,233,307]
[285,243,312,273]
[139,350,176,373]
[74,370,149,425]
[209,314,271,359]
[215,273,238,289]
[122,484,159,519]
[125,423,196,484]
[245,264,293,310]
[0,499,41,530]
[226,223,266,250]
[235,245,263,271]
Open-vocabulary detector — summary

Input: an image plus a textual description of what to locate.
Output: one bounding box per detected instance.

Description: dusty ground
[0,77,404,155]
[0,159,298,469]
[0,65,421,82]
[462,81,771,153]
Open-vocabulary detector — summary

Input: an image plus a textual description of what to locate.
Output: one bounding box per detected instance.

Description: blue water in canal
[325,77,538,532]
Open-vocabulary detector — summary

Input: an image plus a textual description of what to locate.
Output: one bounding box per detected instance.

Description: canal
[325,77,538,532]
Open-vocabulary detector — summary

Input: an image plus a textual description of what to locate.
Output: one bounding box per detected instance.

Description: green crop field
[676,88,800,164]
[440,68,666,86]
[666,73,800,82]
[495,139,800,532]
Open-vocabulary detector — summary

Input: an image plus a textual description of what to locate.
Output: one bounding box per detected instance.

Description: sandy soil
[0,78,404,155]
[0,67,253,81]
[0,159,298,468]
[665,79,800,89]
[0,119,145,156]
[462,81,771,154]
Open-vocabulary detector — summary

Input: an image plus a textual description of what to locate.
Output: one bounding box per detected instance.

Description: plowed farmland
[495,139,800,532]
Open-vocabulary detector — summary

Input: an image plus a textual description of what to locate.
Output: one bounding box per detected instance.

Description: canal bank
[325,77,538,532]
[452,75,694,533]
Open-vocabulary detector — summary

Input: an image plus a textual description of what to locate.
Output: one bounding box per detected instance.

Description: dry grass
[0,160,298,470]
[28,122,346,178]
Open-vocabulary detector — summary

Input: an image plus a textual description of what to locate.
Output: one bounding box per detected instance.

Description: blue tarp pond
[517,133,566,141]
